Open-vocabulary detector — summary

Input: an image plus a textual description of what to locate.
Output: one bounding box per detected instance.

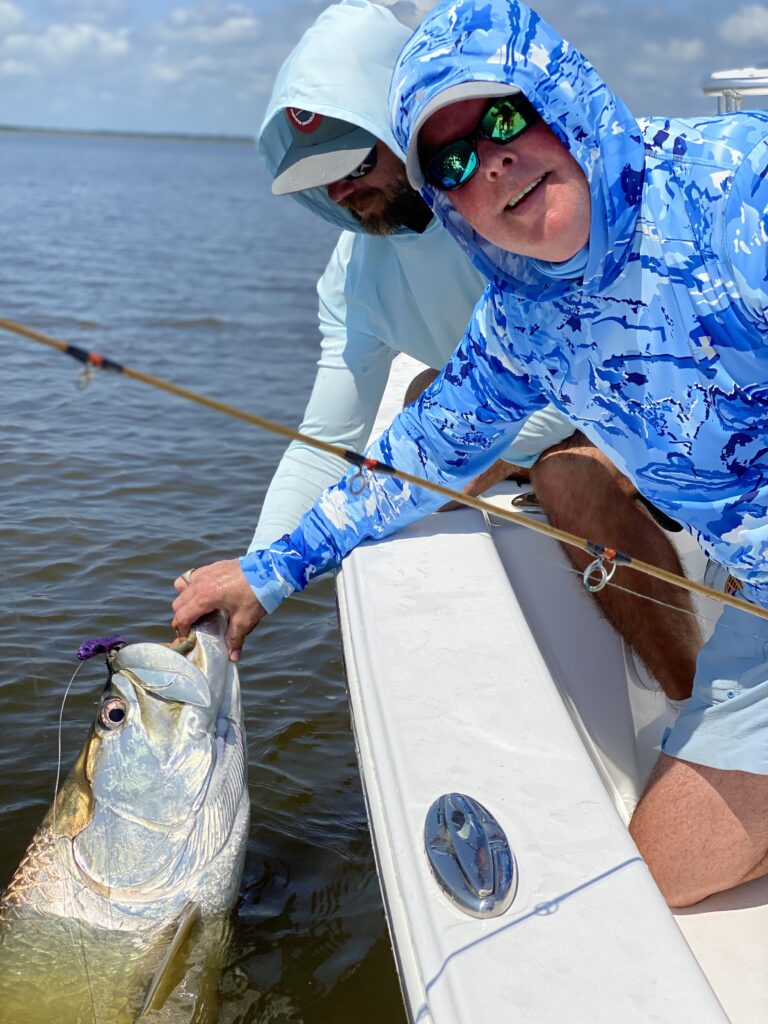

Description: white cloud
[132,2,266,100]
[4,24,131,63]
[0,1,22,33]
[186,54,219,74]
[198,15,260,44]
[169,7,194,29]
[160,5,260,46]
[149,53,224,87]
[722,5,768,44]
[45,0,127,18]
[642,38,706,64]
[571,3,611,17]
[150,64,183,83]
[2,0,765,137]
[0,57,34,75]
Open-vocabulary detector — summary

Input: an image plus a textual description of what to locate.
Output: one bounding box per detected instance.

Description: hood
[389,0,646,297]
[259,0,413,234]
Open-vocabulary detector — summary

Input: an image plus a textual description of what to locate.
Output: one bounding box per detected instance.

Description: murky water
[0,133,405,1022]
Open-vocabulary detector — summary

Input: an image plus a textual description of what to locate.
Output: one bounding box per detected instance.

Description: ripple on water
[0,132,406,1023]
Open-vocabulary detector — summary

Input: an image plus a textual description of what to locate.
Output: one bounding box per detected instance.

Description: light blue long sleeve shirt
[249,0,573,550]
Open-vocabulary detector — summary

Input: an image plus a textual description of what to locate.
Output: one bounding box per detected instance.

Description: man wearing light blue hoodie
[175,0,768,905]
[248,0,700,699]
[251,0,574,551]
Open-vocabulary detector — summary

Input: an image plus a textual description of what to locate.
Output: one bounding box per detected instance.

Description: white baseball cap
[272,107,377,195]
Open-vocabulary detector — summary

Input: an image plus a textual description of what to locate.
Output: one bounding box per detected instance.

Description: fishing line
[528,549,712,631]
[51,658,100,1024]
[53,661,86,808]
[3,316,767,626]
[501,532,768,649]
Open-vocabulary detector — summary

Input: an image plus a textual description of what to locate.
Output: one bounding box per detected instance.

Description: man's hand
[172,559,266,662]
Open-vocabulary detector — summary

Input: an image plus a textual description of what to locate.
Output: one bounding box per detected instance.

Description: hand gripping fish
[0,612,249,1023]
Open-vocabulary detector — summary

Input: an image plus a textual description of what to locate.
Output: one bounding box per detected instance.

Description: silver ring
[582,557,617,593]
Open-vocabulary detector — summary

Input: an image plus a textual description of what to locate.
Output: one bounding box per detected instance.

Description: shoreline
[0,124,255,145]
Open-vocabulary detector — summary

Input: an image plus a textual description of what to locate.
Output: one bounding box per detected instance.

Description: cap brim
[405,82,521,190]
[272,127,377,196]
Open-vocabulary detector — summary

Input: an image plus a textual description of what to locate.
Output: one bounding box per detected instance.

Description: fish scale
[0,612,249,1019]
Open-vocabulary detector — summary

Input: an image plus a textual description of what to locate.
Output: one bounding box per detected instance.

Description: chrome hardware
[702,68,768,113]
[511,490,545,515]
[582,555,617,593]
[348,466,368,495]
[424,793,517,918]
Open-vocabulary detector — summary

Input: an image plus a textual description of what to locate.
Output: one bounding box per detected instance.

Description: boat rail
[702,67,768,111]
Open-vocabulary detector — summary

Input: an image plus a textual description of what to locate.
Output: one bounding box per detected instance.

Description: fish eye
[99,697,127,730]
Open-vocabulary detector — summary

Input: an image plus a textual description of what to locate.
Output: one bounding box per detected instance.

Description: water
[0,133,405,1022]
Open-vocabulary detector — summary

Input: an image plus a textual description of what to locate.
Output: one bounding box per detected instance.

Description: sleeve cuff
[239,551,296,615]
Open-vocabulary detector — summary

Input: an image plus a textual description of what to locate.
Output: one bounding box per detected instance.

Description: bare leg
[630,753,768,906]
[402,367,441,407]
[532,432,701,700]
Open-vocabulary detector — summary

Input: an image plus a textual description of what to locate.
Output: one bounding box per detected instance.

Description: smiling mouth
[505,175,546,211]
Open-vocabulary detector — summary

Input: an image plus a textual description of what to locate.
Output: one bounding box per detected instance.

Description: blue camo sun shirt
[241,0,768,614]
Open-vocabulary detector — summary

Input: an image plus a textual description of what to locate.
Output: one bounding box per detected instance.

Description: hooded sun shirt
[242,0,768,615]
[251,0,573,549]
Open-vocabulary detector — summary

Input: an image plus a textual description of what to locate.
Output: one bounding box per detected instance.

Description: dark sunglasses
[345,144,378,180]
[423,95,539,191]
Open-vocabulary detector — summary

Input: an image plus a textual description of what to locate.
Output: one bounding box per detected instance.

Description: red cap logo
[286,108,323,134]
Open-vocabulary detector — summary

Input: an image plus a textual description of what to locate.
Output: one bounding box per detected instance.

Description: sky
[1,0,767,135]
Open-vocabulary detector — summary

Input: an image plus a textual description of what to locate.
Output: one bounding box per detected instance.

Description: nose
[327,176,357,204]
[476,138,515,179]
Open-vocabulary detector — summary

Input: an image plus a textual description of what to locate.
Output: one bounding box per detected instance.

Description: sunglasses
[345,144,378,180]
[423,95,539,191]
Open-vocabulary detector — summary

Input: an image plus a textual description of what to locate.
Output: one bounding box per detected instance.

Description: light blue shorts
[663,602,768,774]
[502,405,574,468]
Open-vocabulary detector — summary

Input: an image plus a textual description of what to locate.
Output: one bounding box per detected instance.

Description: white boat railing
[702,67,768,111]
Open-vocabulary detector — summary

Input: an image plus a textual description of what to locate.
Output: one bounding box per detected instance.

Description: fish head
[65,612,248,908]
[87,612,234,822]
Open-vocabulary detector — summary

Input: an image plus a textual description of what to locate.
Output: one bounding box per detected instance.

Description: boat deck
[337,354,768,1023]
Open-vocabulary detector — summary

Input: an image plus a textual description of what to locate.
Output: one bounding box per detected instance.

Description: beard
[342,174,432,236]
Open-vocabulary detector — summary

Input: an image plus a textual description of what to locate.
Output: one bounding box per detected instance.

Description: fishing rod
[3,315,767,625]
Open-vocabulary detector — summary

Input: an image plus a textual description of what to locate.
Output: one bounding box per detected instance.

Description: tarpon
[0,612,249,1023]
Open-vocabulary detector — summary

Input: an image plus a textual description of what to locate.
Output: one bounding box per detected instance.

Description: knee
[629,820,703,907]
[533,444,637,528]
[628,754,768,908]
[403,368,439,408]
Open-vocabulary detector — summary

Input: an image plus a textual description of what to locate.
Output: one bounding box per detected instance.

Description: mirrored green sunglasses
[423,95,539,192]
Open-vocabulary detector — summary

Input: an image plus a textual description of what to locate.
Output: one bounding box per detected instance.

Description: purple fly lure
[76,634,127,662]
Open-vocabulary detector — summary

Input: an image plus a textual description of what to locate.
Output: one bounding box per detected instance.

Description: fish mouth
[505,174,546,212]
[185,610,228,645]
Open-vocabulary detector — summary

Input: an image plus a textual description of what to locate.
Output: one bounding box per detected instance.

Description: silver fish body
[0,612,249,1021]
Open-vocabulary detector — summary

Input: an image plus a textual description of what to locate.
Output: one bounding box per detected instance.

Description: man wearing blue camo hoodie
[175,0,768,905]
[252,0,701,697]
